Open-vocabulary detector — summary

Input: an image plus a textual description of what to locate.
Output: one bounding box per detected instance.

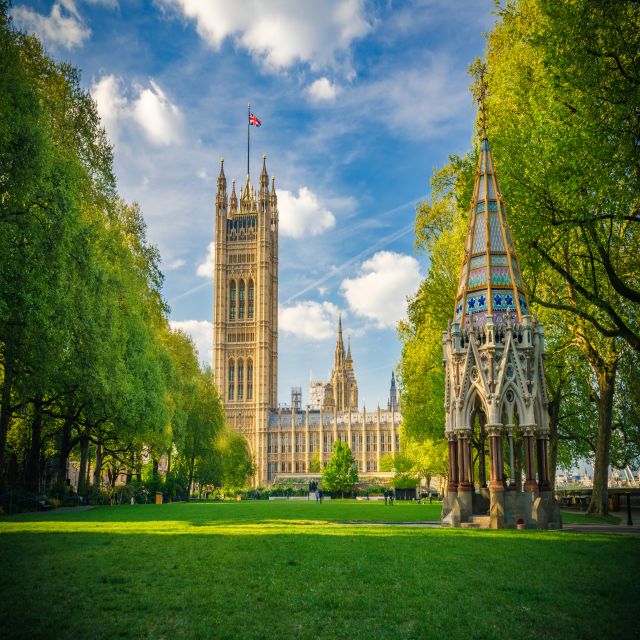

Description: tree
[478,0,640,513]
[322,441,358,497]
[308,452,321,473]
[403,438,448,494]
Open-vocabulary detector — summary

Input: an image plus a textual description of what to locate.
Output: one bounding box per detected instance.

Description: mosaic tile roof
[454,138,529,327]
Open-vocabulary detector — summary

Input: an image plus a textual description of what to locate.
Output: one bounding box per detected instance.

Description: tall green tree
[322,441,358,497]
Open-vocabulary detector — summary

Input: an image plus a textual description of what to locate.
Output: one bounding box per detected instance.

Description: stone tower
[441,137,561,530]
[213,156,278,472]
[328,316,358,412]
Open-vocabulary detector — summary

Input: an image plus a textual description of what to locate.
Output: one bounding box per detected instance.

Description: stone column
[537,432,551,492]
[479,415,487,488]
[507,425,516,489]
[487,423,506,528]
[522,425,538,492]
[446,431,458,493]
[456,429,473,520]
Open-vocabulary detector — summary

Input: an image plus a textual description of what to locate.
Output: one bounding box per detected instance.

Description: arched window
[237,359,244,400]
[229,281,236,321]
[238,280,245,319]
[248,280,254,319]
[228,360,235,400]
[246,359,253,400]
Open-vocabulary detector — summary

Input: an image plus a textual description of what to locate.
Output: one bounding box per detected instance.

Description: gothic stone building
[441,137,561,529]
[213,157,400,486]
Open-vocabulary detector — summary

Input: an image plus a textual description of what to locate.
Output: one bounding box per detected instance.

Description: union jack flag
[249,113,262,127]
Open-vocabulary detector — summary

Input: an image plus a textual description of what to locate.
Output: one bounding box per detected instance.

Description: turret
[229,179,238,215]
[216,158,227,210]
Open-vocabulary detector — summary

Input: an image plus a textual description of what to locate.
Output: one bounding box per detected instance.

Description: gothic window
[228,360,235,400]
[373,434,377,452]
[309,434,314,453]
[366,460,371,472]
[280,434,285,454]
[237,359,244,400]
[395,434,400,450]
[239,280,245,319]
[366,433,371,452]
[380,433,386,452]
[229,281,236,321]
[387,433,392,450]
[246,360,253,400]
[295,434,300,453]
[248,280,254,319]
[351,434,356,452]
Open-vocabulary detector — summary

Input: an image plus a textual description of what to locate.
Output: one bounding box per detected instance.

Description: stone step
[460,522,481,528]
[470,515,491,527]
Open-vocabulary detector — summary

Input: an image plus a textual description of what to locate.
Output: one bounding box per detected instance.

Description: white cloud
[12,0,91,50]
[307,77,340,102]
[90,74,127,143]
[341,251,422,328]
[165,258,186,271]
[90,75,183,147]
[318,287,328,297]
[169,320,213,367]
[160,0,372,71]
[84,0,119,7]
[196,242,215,278]
[279,301,341,341]
[131,80,184,146]
[350,53,469,138]
[278,187,336,238]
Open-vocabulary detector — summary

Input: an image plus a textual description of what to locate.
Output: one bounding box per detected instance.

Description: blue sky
[12,0,496,407]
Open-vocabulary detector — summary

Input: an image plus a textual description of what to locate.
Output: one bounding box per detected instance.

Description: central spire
[454,137,529,328]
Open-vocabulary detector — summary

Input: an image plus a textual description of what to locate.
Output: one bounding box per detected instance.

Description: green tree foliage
[478,0,640,514]
[322,441,358,497]
[0,7,246,502]
[399,0,639,516]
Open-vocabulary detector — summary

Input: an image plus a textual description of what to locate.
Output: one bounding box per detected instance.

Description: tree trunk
[0,347,15,487]
[78,435,89,495]
[56,411,74,486]
[93,443,102,488]
[587,363,617,516]
[187,434,198,501]
[25,395,44,493]
[166,448,171,475]
[152,458,159,477]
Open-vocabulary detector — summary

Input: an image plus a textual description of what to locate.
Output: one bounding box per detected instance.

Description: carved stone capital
[521,424,537,438]
[485,423,503,438]
[455,428,473,441]
[445,431,457,442]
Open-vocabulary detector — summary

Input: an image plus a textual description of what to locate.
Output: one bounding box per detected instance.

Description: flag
[249,113,262,127]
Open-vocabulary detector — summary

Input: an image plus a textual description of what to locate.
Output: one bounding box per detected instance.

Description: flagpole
[247,101,250,178]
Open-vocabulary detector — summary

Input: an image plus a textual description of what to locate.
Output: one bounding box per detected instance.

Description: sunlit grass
[1,501,638,639]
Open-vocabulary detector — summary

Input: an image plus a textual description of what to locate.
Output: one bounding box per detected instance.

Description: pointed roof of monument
[454,137,529,328]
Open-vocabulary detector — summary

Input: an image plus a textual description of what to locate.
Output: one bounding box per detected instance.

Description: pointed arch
[228,359,235,401]
[229,280,237,321]
[248,279,255,319]
[237,358,244,400]
[239,279,245,319]
[462,385,490,429]
[246,359,253,400]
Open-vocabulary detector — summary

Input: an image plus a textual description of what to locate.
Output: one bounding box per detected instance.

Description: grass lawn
[560,511,622,525]
[1,500,638,640]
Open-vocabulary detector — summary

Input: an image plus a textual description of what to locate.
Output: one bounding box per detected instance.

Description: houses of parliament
[212,157,401,486]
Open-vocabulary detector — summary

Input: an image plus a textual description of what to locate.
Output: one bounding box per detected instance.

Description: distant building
[212,157,401,485]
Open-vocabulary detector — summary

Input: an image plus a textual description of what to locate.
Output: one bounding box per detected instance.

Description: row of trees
[399,0,640,515]
[0,6,252,506]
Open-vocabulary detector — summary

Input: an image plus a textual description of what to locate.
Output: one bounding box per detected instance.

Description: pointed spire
[453,136,529,328]
[260,153,269,191]
[334,314,345,368]
[229,179,237,214]
[216,157,227,209]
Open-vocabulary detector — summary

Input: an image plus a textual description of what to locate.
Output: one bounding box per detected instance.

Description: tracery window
[229,281,236,321]
[246,360,253,400]
[238,280,245,319]
[237,359,244,400]
[228,360,235,400]
[248,280,254,319]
